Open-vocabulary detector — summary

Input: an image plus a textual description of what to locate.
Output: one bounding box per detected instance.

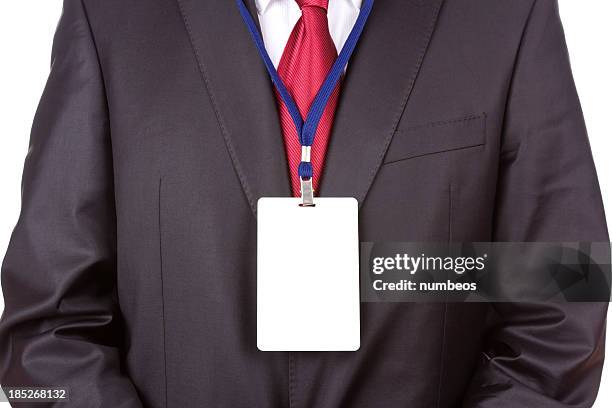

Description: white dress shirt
[255,0,362,68]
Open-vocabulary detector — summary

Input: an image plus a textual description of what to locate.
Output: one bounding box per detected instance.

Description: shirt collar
[255,0,362,14]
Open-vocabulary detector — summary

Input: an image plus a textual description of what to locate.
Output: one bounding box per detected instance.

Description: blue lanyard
[236,0,374,184]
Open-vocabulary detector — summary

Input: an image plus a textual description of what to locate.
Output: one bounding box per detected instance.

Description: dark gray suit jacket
[0,0,608,407]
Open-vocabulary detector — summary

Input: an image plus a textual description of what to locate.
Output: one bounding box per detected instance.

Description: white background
[0,1,610,406]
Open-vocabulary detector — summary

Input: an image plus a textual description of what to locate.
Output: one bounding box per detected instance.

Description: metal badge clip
[300,146,315,207]
[300,178,315,207]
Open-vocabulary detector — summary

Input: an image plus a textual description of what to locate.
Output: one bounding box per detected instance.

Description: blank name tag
[257,197,360,351]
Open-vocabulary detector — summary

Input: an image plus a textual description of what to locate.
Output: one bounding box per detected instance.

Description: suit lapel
[319,0,445,206]
[176,0,291,215]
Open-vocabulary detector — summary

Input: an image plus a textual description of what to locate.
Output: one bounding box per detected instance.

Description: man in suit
[0,0,608,407]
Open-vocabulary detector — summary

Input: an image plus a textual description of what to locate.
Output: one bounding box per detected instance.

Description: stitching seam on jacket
[436,184,452,407]
[400,113,485,133]
[158,178,168,408]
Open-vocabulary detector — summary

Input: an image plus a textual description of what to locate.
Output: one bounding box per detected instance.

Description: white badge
[257,197,360,351]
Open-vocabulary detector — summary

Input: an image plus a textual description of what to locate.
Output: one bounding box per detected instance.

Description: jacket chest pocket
[383,113,486,165]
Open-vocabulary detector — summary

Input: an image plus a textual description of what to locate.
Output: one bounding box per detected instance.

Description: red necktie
[276,0,341,197]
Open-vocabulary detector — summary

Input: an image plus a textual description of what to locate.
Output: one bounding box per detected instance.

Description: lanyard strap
[236,0,374,204]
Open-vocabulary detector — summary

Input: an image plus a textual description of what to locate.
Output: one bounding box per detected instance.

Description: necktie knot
[295,0,329,12]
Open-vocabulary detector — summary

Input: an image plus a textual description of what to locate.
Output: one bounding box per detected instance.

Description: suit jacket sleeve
[463,1,608,407]
[0,1,143,406]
